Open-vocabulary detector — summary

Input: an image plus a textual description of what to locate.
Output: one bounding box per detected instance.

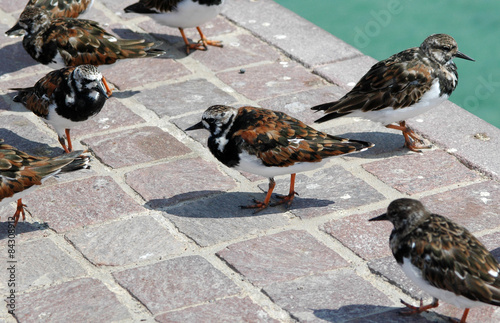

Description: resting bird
[0,139,90,226]
[311,34,474,152]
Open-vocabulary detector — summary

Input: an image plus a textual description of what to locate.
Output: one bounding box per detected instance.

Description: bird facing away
[186,105,374,211]
[311,34,474,152]
[124,0,225,54]
[370,198,500,323]
[0,139,90,226]
[12,65,109,153]
[5,6,166,75]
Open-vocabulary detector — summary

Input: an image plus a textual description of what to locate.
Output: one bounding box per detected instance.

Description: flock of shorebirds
[0,1,498,322]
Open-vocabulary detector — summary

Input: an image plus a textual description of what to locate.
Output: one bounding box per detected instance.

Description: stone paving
[1,0,500,322]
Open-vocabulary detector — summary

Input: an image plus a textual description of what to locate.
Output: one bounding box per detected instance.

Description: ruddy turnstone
[12,65,108,153]
[5,6,166,71]
[370,198,500,323]
[0,139,90,226]
[186,105,374,211]
[124,0,225,54]
[311,34,474,152]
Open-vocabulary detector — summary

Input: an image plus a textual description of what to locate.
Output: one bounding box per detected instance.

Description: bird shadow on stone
[0,129,64,156]
[0,42,39,74]
[338,131,420,159]
[146,191,334,217]
[313,305,444,322]
[0,217,49,240]
[491,247,500,261]
[110,90,141,99]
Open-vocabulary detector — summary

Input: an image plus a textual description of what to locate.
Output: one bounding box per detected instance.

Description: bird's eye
[442,45,451,51]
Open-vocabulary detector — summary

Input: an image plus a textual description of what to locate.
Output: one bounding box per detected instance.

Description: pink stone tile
[83,126,191,168]
[217,230,349,287]
[363,150,481,195]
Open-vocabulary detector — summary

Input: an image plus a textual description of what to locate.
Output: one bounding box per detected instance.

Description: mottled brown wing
[315,48,434,115]
[47,18,154,66]
[139,0,181,12]
[233,107,369,167]
[27,0,92,18]
[12,67,75,118]
[402,215,500,305]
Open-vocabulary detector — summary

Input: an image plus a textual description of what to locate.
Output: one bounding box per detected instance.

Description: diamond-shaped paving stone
[267,166,384,219]
[113,255,240,314]
[131,78,236,118]
[70,97,145,137]
[263,269,393,322]
[420,181,500,232]
[16,278,131,322]
[155,296,279,323]
[23,176,144,232]
[217,230,348,287]
[164,192,289,247]
[66,216,187,266]
[314,56,378,90]
[125,157,237,208]
[363,150,481,195]
[258,86,346,125]
[217,61,325,100]
[104,56,191,90]
[0,239,85,290]
[83,126,191,168]
[192,34,280,71]
[321,209,393,260]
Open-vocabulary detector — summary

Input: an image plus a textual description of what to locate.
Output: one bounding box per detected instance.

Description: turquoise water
[274,0,500,128]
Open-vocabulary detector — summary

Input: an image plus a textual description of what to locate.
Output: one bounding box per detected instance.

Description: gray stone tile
[66,216,188,266]
[113,255,240,314]
[217,230,349,287]
[16,278,131,322]
[263,269,393,322]
[314,56,378,90]
[363,150,482,195]
[155,296,279,323]
[125,157,237,208]
[164,192,289,247]
[83,126,191,168]
[223,0,362,67]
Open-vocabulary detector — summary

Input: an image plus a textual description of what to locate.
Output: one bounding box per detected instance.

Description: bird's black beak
[455,51,475,62]
[5,23,24,37]
[369,213,388,222]
[185,121,204,131]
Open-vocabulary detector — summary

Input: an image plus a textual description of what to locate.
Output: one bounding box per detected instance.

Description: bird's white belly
[401,258,484,309]
[46,104,83,137]
[235,150,327,178]
[351,79,448,124]
[152,0,225,28]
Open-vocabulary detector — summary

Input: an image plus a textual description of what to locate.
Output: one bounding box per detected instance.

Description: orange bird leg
[400,298,439,316]
[241,177,276,213]
[179,28,202,54]
[196,26,223,49]
[272,173,298,207]
[65,129,73,153]
[385,121,431,152]
[460,308,470,323]
[13,199,28,226]
[58,136,71,154]
[102,76,112,97]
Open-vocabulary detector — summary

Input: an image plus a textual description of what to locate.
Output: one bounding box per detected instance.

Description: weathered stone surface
[314,55,378,90]
[363,150,482,195]
[263,269,393,322]
[125,157,237,208]
[66,216,187,266]
[321,209,393,260]
[16,278,131,322]
[164,192,289,247]
[155,296,279,323]
[83,126,191,168]
[23,176,144,232]
[217,230,348,287]
[131,79,236,118]
[217,61,324,101]
[113,255,240,314]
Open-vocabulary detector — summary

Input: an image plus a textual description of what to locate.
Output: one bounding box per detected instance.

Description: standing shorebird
[186,105,374,211]
[370,198,500,322]
[311,34,474,152]
[124,0,225,54]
